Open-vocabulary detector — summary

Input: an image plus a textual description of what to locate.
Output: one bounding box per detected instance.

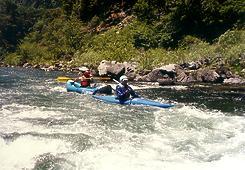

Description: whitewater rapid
[0,67,244,170]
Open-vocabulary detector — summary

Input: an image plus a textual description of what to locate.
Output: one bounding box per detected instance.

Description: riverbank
[1,58,245,90]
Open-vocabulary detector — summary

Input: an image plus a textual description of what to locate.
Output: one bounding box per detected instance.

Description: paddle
[112,79,120,84]
[56,76,111,82]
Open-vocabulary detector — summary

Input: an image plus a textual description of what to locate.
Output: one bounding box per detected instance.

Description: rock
[176,72,187,82]
[135,64,182,82]
[54,63,63,69]
[23,63,32,68]
[159,64,176,72]
[33,64,40,69]
[136,68,174,82]
[176,71,196,83]
[179,63,189,69]
[138,69,152,76]
[124,62,137,80]
[97,60,111,75]
[196,69,221,83]
[215,65,233,81]
[158,78,175,86]
[107,63,125,78]
[180,58,209,70]
[224,78,245,85]
[138,69,163,82]
[188,61,201,70]
[97,60,137,80]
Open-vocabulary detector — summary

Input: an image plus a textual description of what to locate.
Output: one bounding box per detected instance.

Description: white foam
[1,80,245,170]
[68,141,245,170]
[51,86,67,92]
[0,135,72,170]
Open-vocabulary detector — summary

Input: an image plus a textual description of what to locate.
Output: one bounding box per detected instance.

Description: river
[0,67,244,170]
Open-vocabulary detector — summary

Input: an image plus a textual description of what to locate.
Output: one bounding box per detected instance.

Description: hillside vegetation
[1,0,244,75]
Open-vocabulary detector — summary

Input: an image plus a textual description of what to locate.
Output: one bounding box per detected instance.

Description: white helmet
[78,66,89,72]
[119,75,128,82]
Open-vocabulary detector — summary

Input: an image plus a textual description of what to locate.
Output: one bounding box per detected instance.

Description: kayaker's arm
[127,86,140,98]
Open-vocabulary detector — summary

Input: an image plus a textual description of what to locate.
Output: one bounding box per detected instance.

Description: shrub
[72,50,101,67]
[18,42,55,65]
[214,30,245,74]
[82,26,139,62]
[4,53,23,66]
[218,30,244,48]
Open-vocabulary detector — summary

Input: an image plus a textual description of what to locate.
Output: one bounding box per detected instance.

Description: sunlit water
[0,67,244,170]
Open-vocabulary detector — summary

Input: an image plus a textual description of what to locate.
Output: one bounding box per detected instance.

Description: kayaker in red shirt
[75,66,93,87]
[74,66,113,95]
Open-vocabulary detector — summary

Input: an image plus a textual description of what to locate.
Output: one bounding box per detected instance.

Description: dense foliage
[1,0,244,75]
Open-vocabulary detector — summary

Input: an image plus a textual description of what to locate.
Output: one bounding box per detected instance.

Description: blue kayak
[66,80,97,94]
[92,95,174,108]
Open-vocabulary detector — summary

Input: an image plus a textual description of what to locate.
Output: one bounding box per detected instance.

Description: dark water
[0,67,245,170]
[143,86,245,115]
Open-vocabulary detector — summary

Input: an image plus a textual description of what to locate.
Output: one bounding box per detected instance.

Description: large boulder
[135,69,165,82]
[136,65,177,82]
[97,60,137,80]
[215,65,233,81]
[106,63,125,78]
[97,60,111,75]
[196,68,221,83]
[159,64,176,73]
[176,71,196,83]
[174,65,196,83]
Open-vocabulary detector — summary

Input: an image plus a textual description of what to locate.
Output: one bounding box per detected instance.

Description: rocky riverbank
[1,59,245,87]
[96,60,245,87]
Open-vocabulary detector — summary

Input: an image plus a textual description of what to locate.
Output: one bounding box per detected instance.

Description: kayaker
[116,75,139,103]
[75,66,113,94]
[75,66,93,87]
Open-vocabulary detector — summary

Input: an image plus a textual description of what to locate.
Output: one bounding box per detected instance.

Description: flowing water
[0,67,244,170]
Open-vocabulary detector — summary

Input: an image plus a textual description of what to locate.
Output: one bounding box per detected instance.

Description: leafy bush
[215,30,245,74]
[4,53,23,66]
[17,15,90,64]
[217,30,244,48]
[81,24,140,61]
[18,42,55,65]
[72,50,101,67]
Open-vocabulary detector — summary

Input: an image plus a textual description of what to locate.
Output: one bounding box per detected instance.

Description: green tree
[0,0,61,59]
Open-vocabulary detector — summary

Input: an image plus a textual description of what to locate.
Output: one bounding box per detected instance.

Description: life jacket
[80,71,92,87]
[116,84,132,99]
[115,82,139,101]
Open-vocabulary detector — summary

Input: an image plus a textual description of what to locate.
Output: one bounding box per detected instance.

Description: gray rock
[196,69,221,83]
[23,63,32,68]
[224,78,245,85]
[97,60,111,75]
[159,64,176,72]
[136,69,171,82]
[188,61,201,70]
[97,60,137,80]
[176,71,196,83]
[158,78,175,86]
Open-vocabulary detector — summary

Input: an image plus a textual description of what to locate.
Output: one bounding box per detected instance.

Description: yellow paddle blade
[56,76,72,82]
